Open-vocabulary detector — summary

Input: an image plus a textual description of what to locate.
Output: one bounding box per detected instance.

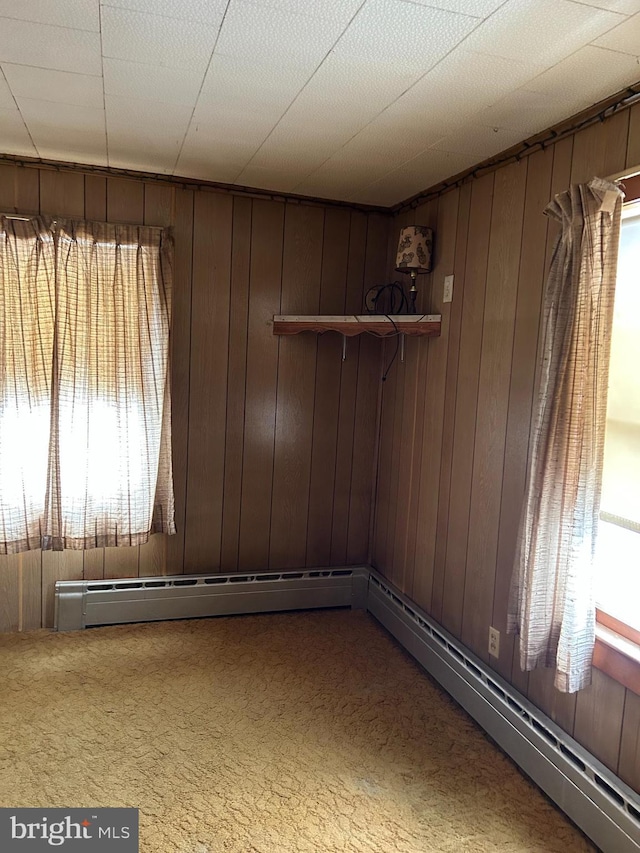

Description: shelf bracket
[342,334,347,361]
[400,334,405,363]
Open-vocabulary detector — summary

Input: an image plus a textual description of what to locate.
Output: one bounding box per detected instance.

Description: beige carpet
[0,609,594,852]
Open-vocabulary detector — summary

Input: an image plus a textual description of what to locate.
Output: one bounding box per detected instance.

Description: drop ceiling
[1,0,639,207]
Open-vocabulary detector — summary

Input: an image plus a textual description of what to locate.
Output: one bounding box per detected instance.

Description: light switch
[443,275,454,303]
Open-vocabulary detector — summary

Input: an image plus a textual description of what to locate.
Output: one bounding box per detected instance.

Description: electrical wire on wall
[364,282,424,382]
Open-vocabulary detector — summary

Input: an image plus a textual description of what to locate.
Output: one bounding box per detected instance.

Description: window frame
[593,169,640,694]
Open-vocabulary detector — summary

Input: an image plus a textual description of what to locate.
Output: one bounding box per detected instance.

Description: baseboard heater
[54,567,369,631]
[54,566,640,852]
[367,569,640,853]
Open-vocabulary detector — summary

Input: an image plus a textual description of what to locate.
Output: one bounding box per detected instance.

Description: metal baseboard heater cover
[367,569,640,853]
[54,567,369,631]
[55,565,640,852]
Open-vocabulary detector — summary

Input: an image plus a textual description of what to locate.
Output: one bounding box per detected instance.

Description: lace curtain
[0,215,175,553]
[508,177,624,693]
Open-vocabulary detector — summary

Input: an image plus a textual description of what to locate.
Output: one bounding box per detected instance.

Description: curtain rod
[0,212,166,231]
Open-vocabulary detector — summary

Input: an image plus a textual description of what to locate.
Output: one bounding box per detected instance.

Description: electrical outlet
[443,274,454,303]
[488,626,500,658]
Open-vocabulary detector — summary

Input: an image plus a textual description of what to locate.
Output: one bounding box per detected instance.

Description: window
[0,215,175,553]
[592,175,640,689]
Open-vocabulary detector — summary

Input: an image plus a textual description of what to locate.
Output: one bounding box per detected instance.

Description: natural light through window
[594,203,640,632]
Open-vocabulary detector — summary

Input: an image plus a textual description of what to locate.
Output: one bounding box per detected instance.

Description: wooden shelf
[273,314,442,338]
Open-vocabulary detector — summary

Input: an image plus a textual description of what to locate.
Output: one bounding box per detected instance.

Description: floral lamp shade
[395,226,433,274]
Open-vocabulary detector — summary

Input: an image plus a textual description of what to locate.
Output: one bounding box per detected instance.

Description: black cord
[381,315,400,382]
[364,281,409,316]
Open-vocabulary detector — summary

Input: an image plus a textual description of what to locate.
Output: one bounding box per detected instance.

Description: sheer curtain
[0,215,175,553]
[508,177,624,693]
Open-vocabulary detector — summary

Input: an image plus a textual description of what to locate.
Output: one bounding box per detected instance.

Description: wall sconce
[395,226,433,313]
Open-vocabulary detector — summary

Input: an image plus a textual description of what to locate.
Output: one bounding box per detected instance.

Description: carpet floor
[0,609,594,852]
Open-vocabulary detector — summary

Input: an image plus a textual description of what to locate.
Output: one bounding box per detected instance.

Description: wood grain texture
[220,196,252,571]
[412,193,457,612]
[306,208,349,566]
[0,556,20,632]
[461,160,526,661]
[618,690,640,790]
[440,172,494,638]
[432,182,471,623]
[165,187,193,575]
[626,102,640,169]
[185,192,232,572]
[570,108,629,185]
[348,215,390,565]
[331,213,368,566]
[238,199,284,570]
[270,205,323,568]
[573,668,626,773]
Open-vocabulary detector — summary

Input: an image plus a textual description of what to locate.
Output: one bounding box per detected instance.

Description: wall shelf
[273,314,442,338]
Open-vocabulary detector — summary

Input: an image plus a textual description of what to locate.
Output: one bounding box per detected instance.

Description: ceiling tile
[106,93,193,129]
[215,1,346,66]
[19,97,106,133]
[103,58,204,106]
[291,53,419,118]
[429,124,526,158]
[0,18,101,74]
[351,148,471,205]
[233,163,310,193]
[21,101,107,164]
[176,133,258,182]
[190,102,279,145]
[0,0,99,31]
[524,44,640,101]
[33,134,108,166]
[101,0,228,25]
[101,6,219,71]
[199,54,307,113]
[406,0,505,16]
[107,140,178,174]
[2,64,103,108]
[331,0,478,75]
[474,89,585,136]
[0,68,14,109]
[174,157,244,184]
[240,0,364,25]
[593,11,640,53]
[0,107,37,156]
[573,0,640,11]
[462,0,626,70]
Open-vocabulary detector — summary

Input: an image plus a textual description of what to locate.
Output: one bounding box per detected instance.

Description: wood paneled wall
[373,102,640,793]
[0,163,388,632]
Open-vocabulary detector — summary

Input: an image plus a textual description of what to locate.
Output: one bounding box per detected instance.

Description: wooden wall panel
[220,196,252,572]
[306,208,349,567]
[347,214,388,565]
[440,173,494,638]
[412,192,458,612]
[270,205,323,568]
[238,199,284,569]
[373,103,640,791]
[165,188,194,575]
[1,166,388,628]
[431,182,471,624]
[184,192,232,572]
[461,160,527,660]
[627,102,640,168]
